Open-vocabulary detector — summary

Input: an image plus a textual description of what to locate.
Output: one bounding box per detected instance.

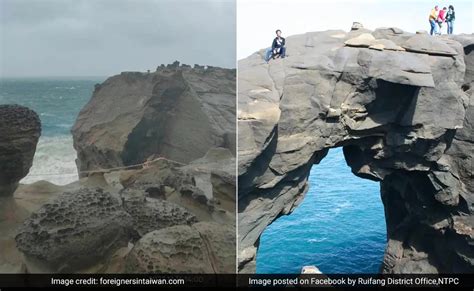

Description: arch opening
[256,147,387,273]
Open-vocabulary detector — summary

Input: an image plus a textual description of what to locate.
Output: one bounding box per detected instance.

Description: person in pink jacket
[437,7,447,35]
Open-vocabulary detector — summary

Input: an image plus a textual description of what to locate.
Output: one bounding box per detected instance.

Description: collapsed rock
[0,105,41,197]
[72,64,236,176]
[119,148,236,224]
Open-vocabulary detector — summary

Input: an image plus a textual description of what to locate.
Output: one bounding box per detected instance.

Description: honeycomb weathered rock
[15,188,134,272]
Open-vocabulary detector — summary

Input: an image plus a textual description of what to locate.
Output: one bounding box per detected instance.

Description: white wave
[21,135,78,186]
[332,201,352,216]
[54,86,76,90]
[307,238,327,243]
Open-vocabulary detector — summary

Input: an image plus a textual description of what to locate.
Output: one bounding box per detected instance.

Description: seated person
[265,29,286,62]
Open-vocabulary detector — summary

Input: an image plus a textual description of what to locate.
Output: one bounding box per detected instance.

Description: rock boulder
[0,105,41,196]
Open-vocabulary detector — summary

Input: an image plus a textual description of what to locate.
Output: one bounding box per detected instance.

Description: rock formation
[15,188,134,272]
[72,63,236,176]
[0,105,41,196]
[15,153,237,273]
[125,222,235,273]
[238,27,473,273]
[13,63,236,274]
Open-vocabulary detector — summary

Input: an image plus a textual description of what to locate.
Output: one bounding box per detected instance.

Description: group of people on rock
[429,5,455,35]
[263,5,456,63]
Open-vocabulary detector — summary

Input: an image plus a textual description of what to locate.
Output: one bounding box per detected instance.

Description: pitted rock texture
[238,27,473,273]
[15,188,133,272]
[125,222,235,273]
[0,105,41,196]
[121,189,198,237]
[72,63,236,176]
[119,150,236,224]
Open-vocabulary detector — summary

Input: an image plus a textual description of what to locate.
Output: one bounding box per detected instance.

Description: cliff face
[72,63,236,175]
[238,28,473,273]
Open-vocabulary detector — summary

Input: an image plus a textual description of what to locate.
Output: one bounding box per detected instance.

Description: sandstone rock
[125,222,235,273]
[301,265,322,274]
[344,33,376,47]
[183,147,236,201]
[351,22,364,31]
[121,189,198,237]
[238,29,473,273]
[15,188,134,272]
[0,105,41,196]
[371,39,405,51]
[403,34,458,56]
[369,43,385,51]
[192,221,236,273]
[72,64,236,176]
[119,149,236,224]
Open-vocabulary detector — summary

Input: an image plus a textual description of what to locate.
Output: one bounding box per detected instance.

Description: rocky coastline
[1,62,236,273]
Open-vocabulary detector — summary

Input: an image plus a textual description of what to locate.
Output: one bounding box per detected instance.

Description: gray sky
[239,0,473,59]
[0,0,236,77]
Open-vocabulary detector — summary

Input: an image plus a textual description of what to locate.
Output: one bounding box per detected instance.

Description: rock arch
[238,28,473,273]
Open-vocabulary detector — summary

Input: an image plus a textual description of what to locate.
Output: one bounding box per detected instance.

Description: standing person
[446,5,455,34]
[437,7,447,35]
[429,5,439,35]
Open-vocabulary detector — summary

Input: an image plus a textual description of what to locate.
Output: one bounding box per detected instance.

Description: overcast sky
[238,0,473,59]
[0,0,236,77]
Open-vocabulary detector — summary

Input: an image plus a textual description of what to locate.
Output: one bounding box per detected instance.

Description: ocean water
[256,147,387,274]
[0,78,105,185]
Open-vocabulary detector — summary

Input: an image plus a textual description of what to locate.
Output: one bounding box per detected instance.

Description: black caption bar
[0,274,473,289]
[239,274,474,289]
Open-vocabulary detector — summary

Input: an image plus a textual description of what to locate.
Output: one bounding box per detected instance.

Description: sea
[0,77,105,185]
[256,147,387,274]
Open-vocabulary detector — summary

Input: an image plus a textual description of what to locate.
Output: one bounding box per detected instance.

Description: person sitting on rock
[429,5,439,35]
[437,7,447,35]
[264,30,286,62]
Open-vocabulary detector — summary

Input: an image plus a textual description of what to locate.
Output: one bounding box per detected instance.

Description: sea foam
[21,135,78,185]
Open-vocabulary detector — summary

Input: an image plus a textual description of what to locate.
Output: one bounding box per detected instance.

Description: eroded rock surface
[238,27,473,273]
[121,189,198,237]
[119,148,236,224]
[0,105,41,196]
[10,62,236,274]
[72,63,236,175]
[125,222,235,273]
[15,188,133,272]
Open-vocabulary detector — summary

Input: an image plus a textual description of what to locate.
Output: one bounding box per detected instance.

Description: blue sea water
[256,147,387,274]
[0,77,105,185]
